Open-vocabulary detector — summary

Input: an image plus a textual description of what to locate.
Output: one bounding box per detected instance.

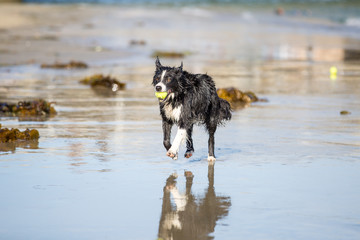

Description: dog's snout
[155,82,166,92]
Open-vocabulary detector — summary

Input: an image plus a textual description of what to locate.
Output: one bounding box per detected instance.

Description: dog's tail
[219,98,232,123]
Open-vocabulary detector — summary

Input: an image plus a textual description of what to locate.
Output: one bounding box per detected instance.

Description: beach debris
[275,7,284,16]
[0,124,40,143]
[93,46,104,52]
[41,61,88,69]
[151,50,190,58]
[0,99,57,117]
[344,49,360,61]
[79,74,126,92]
[130,39,146,46]
[330,66,338,80]
[217,87,266,109]
[34,35,59,41]
[340,110,351,115]
[90,46,112,52]
[83,23,94,29]
[136,21,145,27]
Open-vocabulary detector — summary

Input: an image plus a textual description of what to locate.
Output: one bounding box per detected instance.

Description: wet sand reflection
[158,163,231,240]
[0,139,39,153]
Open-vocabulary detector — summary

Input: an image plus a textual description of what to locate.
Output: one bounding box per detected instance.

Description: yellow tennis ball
[330,66,337,75]
[155,92,168,99]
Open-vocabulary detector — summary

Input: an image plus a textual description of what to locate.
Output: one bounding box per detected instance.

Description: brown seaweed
[0,99,57,118]
[130,40,146,46]
[340,110,351,115]
[0,124,40,143]
[151,51,191,58]
[79,74,126,92]
[41,61,88,69]
[217,87,266,109]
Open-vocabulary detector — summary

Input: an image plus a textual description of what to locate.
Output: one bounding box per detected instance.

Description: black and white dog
[153,57,231,161]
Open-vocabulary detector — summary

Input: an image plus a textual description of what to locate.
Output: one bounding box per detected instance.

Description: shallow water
[1,3,360,240]
[1,59,360,240]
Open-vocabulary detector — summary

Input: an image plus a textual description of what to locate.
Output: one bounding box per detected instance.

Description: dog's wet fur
[152,57,231,161]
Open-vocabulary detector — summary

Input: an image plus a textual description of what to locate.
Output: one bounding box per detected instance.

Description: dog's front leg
[162,120,173,151]
[167,127,187,160]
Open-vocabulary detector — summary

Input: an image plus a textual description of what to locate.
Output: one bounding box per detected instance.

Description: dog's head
[152,57,183,99]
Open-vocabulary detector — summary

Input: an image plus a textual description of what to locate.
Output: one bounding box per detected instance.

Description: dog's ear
[155,56,162,69]
[176,61,183,73]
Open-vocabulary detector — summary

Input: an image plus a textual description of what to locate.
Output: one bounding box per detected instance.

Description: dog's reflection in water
[158,164,231,240]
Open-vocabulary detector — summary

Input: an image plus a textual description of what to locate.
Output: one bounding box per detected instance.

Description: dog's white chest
[163,104,182,122]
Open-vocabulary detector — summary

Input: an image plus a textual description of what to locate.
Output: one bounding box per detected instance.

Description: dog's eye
[155,77,160,82]
[167,78,171,83]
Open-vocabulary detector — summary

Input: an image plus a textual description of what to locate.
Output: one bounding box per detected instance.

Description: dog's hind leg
[185,125,194,158]
[207,123,217,162]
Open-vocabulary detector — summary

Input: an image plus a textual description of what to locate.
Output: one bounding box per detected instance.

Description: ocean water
[21,0,360,34]
[1,59,360,240]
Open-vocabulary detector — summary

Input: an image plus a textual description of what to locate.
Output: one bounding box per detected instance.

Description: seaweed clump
[340,110,351,115]
[0,99,57,118]
[217,87,266,109]
[0,124,40,143]
[41,61,88,69]
[130,40,146,46]
[80,74,126,92]
[152,50,191,58]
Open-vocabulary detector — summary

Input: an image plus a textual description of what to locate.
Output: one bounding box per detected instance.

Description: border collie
[152,57,231,161]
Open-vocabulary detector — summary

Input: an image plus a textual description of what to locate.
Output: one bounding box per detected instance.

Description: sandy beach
[1,2,360,240]
[1,3,360,66]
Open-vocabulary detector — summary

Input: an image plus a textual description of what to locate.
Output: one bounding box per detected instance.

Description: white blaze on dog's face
[154,70,167,92]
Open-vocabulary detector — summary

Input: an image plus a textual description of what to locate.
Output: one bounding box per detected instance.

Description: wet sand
[1,3,360,240]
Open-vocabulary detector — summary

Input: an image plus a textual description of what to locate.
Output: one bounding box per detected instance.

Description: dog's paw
[166,150,178,160]
[184,150,193,158]
[207,155,216,162]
